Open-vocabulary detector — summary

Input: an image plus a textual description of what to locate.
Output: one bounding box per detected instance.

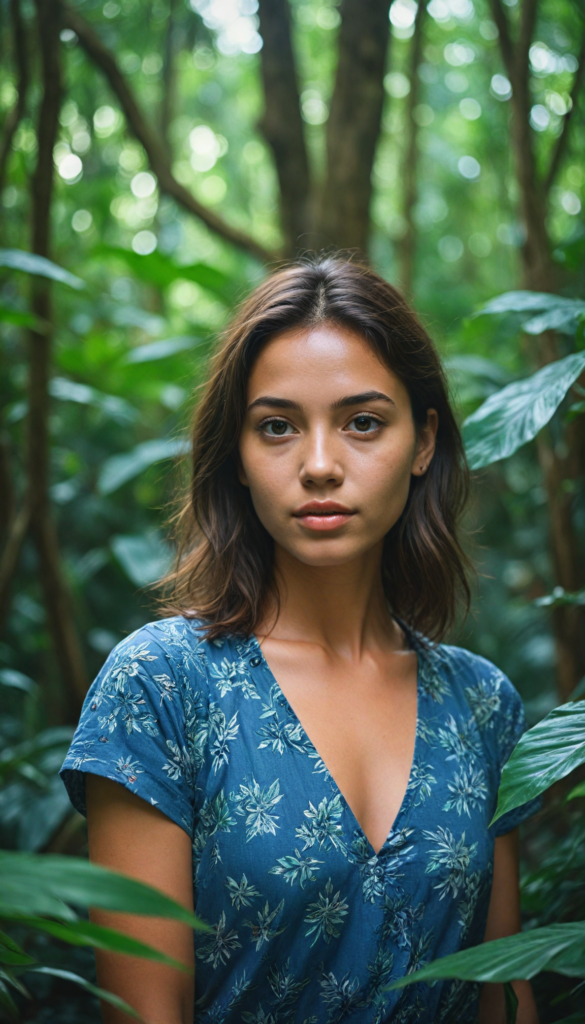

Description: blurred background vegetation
[0,0,584,1018]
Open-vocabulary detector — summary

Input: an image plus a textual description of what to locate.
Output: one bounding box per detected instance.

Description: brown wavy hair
[159,255,471,642]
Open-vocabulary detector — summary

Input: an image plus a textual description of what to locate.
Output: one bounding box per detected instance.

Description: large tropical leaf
[11,916,188,971]
[98,246,235,302]
[473,290,585,337]
[0,851,209,930]
[0,930,35,968]
[0,249,85,290]
[386,922,585,990]
[49,377,138,424]
[124,336,202,364]
[0,669,37,694]
[0,728,74,782]
[111,531,172,587]
[25,967,142,1020]
[97,437,188,495]
[474,290,585,318]
[462,351,585,469]
[0,303,45,330]
[491,702,585,825]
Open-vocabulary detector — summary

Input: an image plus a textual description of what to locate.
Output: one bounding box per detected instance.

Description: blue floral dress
[61,616,539,1023]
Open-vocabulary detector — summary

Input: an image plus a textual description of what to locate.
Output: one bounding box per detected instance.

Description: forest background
[0,0,584,1019]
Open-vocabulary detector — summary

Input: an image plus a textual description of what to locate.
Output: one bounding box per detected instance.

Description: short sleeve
[491,673,542,837]
[60,622,205,838]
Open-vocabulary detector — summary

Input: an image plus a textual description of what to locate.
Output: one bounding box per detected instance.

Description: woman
[61,257,540,1024]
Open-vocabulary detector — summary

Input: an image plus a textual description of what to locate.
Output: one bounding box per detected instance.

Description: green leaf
[534,587,585,608]
[504,981,518,1024]
[106,302,166,335]
[566,779,585,802]
[0,304,46,330]
[98,246,234,302]
[523,306,585,336]
[26,967,143,1020]
[97,437,188,495]
[124,336,202,364]
[567,399,585,421]
[0,727,74,782]
[0,967,29,998]
[0,929,35,967]
[475,291,584,317]
[0,851,209,931]
[0,249,85,290]
[462,352,585,469]
[49,377,138,424]
[0,668,38,694]
[11,916,189,972]
[0,977,19,1020]
[386,923,585,990]
[111,530,172,587]
[492,702,585,825]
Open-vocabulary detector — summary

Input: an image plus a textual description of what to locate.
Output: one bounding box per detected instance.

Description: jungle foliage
[0,0,584,1019]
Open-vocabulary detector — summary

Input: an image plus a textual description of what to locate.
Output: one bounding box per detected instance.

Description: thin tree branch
[28,0,88,713]
[517,0,538,75]
[257,0,311,256]
[0,502,30,632]
[0,0,29,196]
[399,0,426,298]
[318,0,393,253]
[160,0,177,146]
[62,4,274,264]
[544,26,585,194]
[487,0,515,83]
[0,436,14,541]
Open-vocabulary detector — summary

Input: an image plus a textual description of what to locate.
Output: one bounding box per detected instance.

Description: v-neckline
[249,624,423,859]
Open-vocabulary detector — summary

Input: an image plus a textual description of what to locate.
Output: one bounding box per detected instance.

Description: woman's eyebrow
[332,390,395,409]
[247,390,395,413]
[248,396,302,411]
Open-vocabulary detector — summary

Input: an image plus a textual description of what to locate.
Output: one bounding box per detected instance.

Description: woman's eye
[262,419,295,436]
[347,415,380,433]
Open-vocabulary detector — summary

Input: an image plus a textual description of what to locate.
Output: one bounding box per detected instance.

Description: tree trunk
[257,0,311,255]
[0,0,28,197]
[317,0,393,253]
[28,0,89,715]
[399,0,426,297]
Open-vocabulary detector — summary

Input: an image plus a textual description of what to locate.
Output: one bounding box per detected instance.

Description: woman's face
[238,323,438,568]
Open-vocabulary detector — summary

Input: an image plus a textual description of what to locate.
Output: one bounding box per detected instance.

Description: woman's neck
[258,541,405,659]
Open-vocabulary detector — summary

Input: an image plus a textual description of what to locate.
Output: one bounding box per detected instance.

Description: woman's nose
[298,428,344,487]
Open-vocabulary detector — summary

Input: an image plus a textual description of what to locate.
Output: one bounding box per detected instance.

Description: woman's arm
[86,774,195,1024]
[478,829,539,1024]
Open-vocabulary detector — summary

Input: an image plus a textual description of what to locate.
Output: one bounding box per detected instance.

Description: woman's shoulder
[100,615,258,684]
[430,640,525,730]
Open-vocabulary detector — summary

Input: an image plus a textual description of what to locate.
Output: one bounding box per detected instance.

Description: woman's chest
[190,647,497,940]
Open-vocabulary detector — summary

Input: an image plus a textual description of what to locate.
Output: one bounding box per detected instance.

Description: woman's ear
[236,453,249,487]
[411,409,439,477]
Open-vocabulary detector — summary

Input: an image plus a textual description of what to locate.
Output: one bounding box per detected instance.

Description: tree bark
[490,0,585,699]
[0,502,30,631]
[257,0,311,256]
[399,0,426,297]
[0,0,28,198]
[27,0,88,714]
[317,0,393,253]
[62,4,274,264]
[160,0,178,146]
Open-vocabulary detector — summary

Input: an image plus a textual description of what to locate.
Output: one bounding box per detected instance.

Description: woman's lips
[292,504,356,531]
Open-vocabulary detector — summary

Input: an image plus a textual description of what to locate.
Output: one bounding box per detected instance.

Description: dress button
[249,656,262,668]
